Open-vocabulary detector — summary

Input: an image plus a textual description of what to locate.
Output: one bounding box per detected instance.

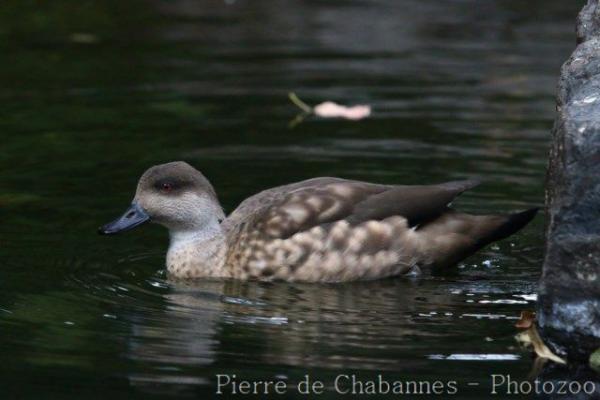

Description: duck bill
[98,202,150,235]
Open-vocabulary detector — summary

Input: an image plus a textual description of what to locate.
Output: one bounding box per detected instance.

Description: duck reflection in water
[126,277,460,395]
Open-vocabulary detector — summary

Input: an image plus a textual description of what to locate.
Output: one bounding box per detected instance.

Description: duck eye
[160,182,173,193]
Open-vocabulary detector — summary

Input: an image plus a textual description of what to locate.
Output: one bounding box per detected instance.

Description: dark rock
[578,0,600,44]
[538,0,600,361]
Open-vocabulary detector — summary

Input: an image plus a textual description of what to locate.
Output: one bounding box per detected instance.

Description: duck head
[99,161,224,236]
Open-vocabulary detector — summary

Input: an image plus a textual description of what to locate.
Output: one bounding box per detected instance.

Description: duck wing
[346,179,480,227]
[224,177,479,240]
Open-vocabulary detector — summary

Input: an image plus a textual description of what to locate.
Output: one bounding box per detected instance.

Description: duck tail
[476,207,540,247]
[416,207,539,269]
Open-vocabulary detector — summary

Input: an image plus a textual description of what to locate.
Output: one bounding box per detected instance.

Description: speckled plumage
[100,162,539,282]
[219,180,420,282]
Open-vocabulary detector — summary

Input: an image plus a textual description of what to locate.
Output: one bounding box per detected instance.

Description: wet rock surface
[538,0,600,361]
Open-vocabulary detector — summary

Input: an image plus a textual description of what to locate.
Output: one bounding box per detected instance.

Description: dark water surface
[0,0,586,398]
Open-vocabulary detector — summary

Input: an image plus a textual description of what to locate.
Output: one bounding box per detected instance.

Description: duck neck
[166,220,229,278]
[168,220,224,249]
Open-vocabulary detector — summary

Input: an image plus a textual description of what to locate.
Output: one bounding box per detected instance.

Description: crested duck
[99,161,538,282]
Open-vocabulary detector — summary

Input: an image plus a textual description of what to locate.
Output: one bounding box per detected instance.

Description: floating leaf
[515,310,536,329]
[590,348,600,373]
[288,92,312,113]
[514,311,566,365]
[313,101,371,120]
[288,92,371,124]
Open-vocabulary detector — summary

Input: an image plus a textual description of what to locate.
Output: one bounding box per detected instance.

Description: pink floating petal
[313,101,371,120]
[342,105,371,120]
